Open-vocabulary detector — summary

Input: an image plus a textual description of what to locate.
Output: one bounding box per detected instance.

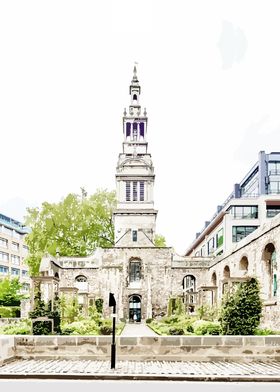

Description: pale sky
[1,1,280,255]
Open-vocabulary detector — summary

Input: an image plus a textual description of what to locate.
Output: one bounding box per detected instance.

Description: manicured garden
[0,276,279,336]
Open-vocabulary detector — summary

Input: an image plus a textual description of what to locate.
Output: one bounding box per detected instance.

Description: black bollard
[109,292,116,369]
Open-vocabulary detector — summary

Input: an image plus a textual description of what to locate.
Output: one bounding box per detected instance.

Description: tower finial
[132,62,138,83]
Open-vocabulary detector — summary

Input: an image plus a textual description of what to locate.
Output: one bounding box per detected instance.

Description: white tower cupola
[113,65,158,247]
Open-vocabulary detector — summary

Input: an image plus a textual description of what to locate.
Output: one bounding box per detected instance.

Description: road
[0,380,279,391]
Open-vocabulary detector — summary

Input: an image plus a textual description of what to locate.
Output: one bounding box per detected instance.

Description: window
[232,226,258,242]
[216,229,224,248]
[12,242,19,252]
[11,255,20,265]
[0,237,8,248]
[268,161,280,175]
[268,181,280,194]
[75,275,88,291]
[240,168,259,196]
[200,245,206,257]
[272,250,277,297]
[21,270,28,277]
[140,181,144,201]
[267,205,280,218]
[230,206,258,219]
[182,275,196,306]
[22,245,29,256]
[126,181,131,201]
[125,181,145,202]
[132,230,137,242]
[139,122,145,138]
[207,237,215,255]
[126,122,131,138]
[22,283,30,292]
[0,251,9,261]
[11,268,20,276]
[129,261,141,282]
[0,265,9,275]
[133,181,137,201]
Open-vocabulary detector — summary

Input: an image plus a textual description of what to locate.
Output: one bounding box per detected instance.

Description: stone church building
[35,67,280,329]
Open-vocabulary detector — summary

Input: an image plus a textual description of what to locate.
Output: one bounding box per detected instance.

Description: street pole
[109,292,116,369]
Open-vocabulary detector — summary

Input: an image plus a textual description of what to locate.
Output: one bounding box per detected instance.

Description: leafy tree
[24,189,116,275]
[154,234,166,247]
[0,278,23,306]
[219,277,262,335]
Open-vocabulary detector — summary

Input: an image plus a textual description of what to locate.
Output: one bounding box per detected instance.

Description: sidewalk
[1,359,280,381]
[120,322,158,336]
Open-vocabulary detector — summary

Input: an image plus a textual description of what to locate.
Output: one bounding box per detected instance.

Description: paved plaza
[1,359,280,381]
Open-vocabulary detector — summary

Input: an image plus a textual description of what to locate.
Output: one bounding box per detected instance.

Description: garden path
[120,322,158,336]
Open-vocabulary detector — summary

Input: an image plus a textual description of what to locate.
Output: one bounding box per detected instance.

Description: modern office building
[0,213,30,293]
[185,151,280,257]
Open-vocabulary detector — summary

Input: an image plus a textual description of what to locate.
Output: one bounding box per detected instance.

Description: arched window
[223,266,230,279]
[239,256,249,271]
[75,275,88,291]
[182,275,196,291]
[133,94,137,101]
[211,272,217,286]
[129,260,141,283]
[75,275,87,282]
[54,272,59,278]
[262,243,277,297]
[182,275,196,307]
[126,122,131,138]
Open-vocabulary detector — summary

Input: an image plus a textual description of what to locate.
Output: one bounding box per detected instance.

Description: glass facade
[232,226,258,242]
[267,205,280,217]
[240,168,259,197]
[230,205,258,219]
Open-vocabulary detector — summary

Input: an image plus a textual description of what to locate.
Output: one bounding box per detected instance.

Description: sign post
[109,292,116,369]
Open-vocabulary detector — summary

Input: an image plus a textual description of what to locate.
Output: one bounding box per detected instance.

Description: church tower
[113,66,158,247]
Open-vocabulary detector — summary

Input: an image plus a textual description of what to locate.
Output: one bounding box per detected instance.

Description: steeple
[113,65,158,247]
[123,65,148,155]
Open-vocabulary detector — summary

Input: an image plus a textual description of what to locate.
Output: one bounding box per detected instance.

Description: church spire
[129,64,141,106]
[123,65,147,148]
[132,64,139,84]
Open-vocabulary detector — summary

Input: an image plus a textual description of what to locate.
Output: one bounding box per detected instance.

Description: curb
[0,373,280,382]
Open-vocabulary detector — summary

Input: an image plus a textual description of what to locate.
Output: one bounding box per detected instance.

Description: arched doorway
[262,243,277,298]
[129,295,141,322]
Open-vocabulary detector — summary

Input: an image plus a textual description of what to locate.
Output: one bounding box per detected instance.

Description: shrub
[169,326,184,335]
[146,318,153,324]
[0,306,20,318]
[220,277,262,335]
[254,328,274,335]
[193,320,221,335]
[95,298,104,314]
[0,319,31,335]
[32,320,53,335]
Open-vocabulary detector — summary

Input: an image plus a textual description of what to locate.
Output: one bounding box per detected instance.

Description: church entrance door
[129,295,141,322]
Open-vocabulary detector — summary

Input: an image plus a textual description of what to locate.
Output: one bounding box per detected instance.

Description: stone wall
[0,336,15,365]
[6,335,280,362]
[207,218,280,329]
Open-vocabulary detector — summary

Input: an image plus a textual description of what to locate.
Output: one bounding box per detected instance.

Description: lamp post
[109,292,116,369]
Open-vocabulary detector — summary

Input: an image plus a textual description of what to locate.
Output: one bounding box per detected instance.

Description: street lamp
[109,292,116,369]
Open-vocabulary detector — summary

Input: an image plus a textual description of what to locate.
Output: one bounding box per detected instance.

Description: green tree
[154,234,166,247]
[24,189,116,275]
[220,277,262,335]
[0,278,23,306]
